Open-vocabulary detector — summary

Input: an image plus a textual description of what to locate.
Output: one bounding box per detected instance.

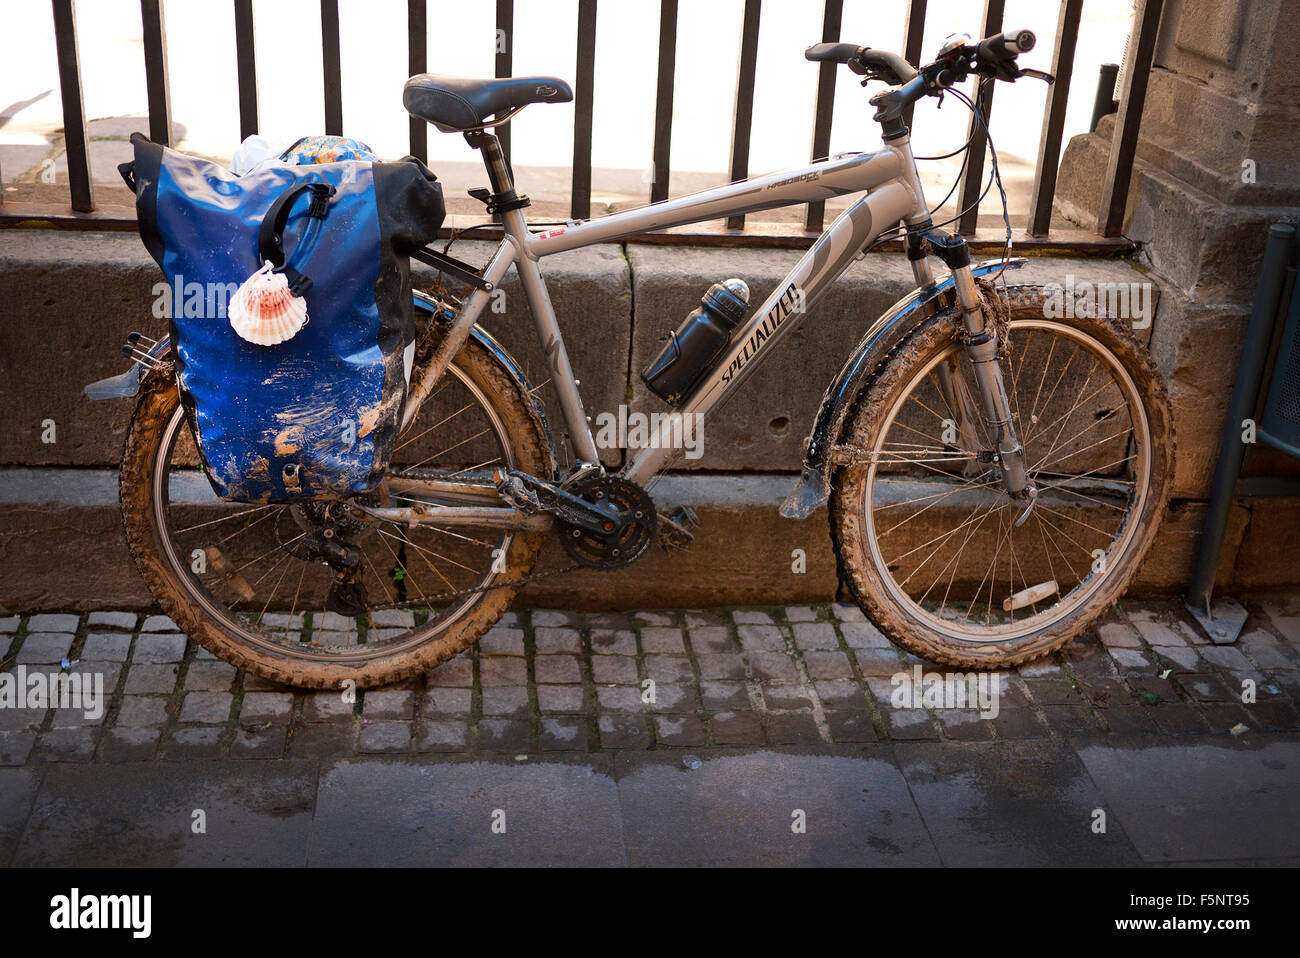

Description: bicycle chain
[366,463,671,611]
[367,561,584,612]
[361,470,585,611]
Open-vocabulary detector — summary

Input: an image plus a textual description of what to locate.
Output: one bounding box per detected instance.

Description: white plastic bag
[230,134,301,176]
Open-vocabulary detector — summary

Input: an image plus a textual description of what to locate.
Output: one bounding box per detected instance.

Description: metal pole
[1186,223,1296,616]
[1089,63,1118,132]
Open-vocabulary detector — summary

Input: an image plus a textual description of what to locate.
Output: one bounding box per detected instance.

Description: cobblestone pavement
[2,596,1299,766]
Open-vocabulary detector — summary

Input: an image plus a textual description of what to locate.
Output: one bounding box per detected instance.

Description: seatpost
[464,130,515,195]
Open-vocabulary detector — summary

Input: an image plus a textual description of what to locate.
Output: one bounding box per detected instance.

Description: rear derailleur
[290,499,372,616]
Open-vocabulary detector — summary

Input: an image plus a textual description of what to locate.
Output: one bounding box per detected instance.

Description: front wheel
[830,284,1173,669]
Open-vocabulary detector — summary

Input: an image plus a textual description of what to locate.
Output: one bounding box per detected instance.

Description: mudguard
[779,257,1026,519]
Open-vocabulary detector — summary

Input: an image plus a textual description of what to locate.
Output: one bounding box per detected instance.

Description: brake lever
[858,71,893,87]
[1018,67,1055,84]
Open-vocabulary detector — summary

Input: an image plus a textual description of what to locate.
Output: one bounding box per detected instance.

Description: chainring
[560,475,657,570]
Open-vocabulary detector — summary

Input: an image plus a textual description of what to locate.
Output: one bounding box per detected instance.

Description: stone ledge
[0,468,1268,611]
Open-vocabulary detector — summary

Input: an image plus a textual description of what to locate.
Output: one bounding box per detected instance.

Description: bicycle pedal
[494,469,542,515]
[657,507,698,551]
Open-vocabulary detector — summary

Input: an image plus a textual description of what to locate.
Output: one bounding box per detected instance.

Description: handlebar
[805,28,1050,127]
[804,42,918,85]
[978,29,1036,61]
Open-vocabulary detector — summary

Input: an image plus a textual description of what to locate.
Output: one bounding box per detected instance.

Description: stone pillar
[1055,0,1300,506]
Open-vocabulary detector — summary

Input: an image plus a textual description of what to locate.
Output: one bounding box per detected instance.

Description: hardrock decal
[767,171,820,190]
[721,283,803,385]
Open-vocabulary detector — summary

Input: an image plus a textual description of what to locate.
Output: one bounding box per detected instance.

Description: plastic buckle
[276,265,314,297]
[307,183,336,218]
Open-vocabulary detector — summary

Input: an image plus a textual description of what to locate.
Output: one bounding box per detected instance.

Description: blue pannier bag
[122,131,444,503]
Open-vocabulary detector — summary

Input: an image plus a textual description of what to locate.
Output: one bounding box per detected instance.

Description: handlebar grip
[804,42,863,63]
[978,29,1035,61]
[859,49,919,83]
[805,41,918,85]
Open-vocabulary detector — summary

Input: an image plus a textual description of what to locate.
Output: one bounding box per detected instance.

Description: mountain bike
[97,29,1172,687]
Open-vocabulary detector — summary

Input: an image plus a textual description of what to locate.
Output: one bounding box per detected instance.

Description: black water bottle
[641,278,750,406]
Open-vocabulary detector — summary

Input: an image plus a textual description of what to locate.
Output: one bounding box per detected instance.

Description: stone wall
[0,223,1280,609]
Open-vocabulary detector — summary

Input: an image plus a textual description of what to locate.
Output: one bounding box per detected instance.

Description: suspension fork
[909,228,1033,498]
[951,263,1033,499]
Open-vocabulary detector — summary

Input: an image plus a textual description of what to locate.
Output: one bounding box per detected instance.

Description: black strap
[257,181,335,268]
[276,264,313,297]
[409,246,493,292]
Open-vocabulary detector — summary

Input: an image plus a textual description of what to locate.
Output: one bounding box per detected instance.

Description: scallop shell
[228,261,308,346]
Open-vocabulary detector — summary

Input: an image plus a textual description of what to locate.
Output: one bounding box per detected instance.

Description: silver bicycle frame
[403,132,939,490]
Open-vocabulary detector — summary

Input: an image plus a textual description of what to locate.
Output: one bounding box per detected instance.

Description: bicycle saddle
[403,74,573,133]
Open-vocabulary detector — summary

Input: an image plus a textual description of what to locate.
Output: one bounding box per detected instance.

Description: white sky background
[3,0,1134,200]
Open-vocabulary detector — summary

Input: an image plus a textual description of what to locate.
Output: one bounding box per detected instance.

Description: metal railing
[12,0,1162,249]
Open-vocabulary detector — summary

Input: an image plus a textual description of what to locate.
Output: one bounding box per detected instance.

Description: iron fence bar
[804,0,843,233]
[139,0,172,146]
[321,0,343,135]
[495,0,513,163]
[650,0,678,204]
[234,0,259,140]
[1098,0,1163,237]
[408,0,427,163]
[50,0,93,212]
[725,0,762,230]
[571,0,597,220]
[955,0,1004,235]
[1026,0,1082,236]
[901,0,927,128]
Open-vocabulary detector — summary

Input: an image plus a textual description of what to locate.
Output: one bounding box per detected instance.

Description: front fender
[779,258,1025,519]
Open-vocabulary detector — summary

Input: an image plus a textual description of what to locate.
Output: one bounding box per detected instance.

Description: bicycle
[99,29,1173,687]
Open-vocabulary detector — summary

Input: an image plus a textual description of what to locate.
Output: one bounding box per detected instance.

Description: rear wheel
[120,322,553,689]
[830,284,1173,669]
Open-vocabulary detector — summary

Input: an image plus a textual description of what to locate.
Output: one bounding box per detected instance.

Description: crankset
[558,474,658,570]
[496,467,657,569]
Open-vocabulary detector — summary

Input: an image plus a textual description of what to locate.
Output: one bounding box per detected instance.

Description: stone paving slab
[1074,739,1300,863]
[3,736,1294,866]
[894,739,1142,866]
[308,756,625,867]
[612,748,940,866]
[9,761,317,867]
[0,769,38,864]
